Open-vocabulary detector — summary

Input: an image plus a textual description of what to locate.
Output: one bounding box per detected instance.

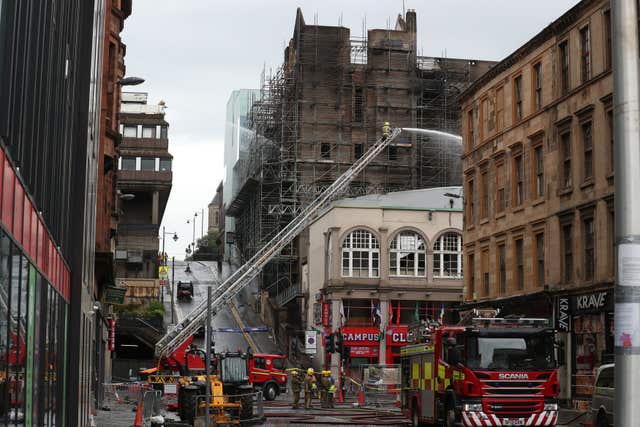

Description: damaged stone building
[225,8,495,352]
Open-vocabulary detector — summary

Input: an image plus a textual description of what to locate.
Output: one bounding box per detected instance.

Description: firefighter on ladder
[382,121,391,140]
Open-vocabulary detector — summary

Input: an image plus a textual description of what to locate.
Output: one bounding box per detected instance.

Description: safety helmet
[323,370,331,376]
[291,370,298,376]
[307,368,314,375]
[384,121,390,126]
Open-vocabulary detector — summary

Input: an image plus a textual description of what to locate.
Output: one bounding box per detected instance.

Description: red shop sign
[108,319,116,352]
[322,303,331,327]
[349,346,379,357]
[386,325,409,347]
[342,327,381,346]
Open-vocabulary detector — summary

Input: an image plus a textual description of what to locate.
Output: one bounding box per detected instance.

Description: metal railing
[154,129,403,359]
[275,284,303,307]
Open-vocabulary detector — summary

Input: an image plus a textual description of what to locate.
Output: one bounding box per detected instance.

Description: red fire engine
[400,311,559,427]
[248,353,287,401]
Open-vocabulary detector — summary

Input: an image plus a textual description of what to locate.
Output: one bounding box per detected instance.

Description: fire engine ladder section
[154,127,403,359]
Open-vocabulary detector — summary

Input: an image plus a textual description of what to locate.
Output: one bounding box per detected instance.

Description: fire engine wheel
[444,405,456,427]
[411,403,420,427]
[263,383,277,401]
[596,411,610,427]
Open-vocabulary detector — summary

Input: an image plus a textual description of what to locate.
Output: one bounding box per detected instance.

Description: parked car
[592,363,614,427]
[177,280,194,302]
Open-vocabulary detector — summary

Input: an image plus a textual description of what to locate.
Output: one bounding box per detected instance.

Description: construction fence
[360,364,401,407]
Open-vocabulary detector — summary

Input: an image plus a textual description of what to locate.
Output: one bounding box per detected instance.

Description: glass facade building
[0,232,68,426]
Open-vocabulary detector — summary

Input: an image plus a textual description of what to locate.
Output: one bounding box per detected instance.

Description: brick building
[95,0,132,394]
[460,0,613,409]
[116,93,173,279]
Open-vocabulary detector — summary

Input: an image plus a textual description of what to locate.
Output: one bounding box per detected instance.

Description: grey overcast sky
[121,0,578,259]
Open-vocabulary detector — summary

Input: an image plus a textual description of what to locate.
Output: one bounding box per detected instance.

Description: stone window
[389,231,426,277]
[433,233,463,279]
[342,229,379,278]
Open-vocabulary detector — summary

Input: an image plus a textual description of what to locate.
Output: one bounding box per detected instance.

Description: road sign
[158,265,169,279]
[305,330,317,354]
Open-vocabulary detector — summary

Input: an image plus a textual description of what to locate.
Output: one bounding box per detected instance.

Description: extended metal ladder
[155,128,403,359]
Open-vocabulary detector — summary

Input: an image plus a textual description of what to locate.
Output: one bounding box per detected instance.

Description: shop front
[385,325,408,365]
[556,289,614,410]
[341,327,381,376]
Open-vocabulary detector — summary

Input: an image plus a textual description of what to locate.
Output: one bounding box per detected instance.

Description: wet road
[166,259,279,354]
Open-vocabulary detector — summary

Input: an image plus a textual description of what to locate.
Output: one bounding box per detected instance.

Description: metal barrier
[101,382,148,410]
[142,390,163,420]
[191,392,265,425]
[360,364,401,407]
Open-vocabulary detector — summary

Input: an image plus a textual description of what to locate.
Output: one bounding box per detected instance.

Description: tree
[190,231,221,261]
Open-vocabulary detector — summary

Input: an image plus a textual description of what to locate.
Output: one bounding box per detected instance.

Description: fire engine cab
[400,310,559,427]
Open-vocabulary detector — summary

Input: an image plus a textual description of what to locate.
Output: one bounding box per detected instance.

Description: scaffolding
[227,9,494,311]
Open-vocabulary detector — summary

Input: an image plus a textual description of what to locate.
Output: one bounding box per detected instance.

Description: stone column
[379,299,389,364]
[151,190,159,224]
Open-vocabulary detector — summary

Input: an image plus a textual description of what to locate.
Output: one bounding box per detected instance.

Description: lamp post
[161,227,178,302]
[187,211,199,253]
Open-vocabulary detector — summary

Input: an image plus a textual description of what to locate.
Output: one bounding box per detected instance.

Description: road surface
[165,259,279,355]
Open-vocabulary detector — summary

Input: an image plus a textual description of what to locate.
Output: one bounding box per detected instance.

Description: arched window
[389,231,426,276]
[342,229,380,278]
[433,232,463,278]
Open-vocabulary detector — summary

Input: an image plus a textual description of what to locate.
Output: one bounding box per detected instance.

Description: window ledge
[495,212,506,220]
[480,218,490,225]
[580,179,595,190]
[466,224,475,231]
[512,206,525,214]
[388,275,426,279]
[606,171,614,182]
[557,187,573,197]
[532,198,545,207]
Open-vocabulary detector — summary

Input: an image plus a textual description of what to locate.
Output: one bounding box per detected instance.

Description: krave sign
[570,291,612,314]
[556,297,570,332]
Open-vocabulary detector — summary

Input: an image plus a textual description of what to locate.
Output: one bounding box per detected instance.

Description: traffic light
[326,333,335,353]
[335,333,344,354]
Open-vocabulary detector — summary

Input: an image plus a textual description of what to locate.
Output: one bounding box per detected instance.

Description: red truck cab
[248,353,287,400]
[401,314,560,427]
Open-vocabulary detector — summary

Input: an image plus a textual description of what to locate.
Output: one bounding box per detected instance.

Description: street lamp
[160,226,179,266]
[187,212,199,249]
[118,76,145,86]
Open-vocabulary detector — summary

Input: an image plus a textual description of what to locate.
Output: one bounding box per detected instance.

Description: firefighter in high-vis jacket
[290,369,303,409]
[382,121,391,139]
[320,370,332,408]
[304,368,317,409]
[327,376,336,408]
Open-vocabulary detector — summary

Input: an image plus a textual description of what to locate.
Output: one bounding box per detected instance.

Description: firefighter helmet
[307,368,314,375]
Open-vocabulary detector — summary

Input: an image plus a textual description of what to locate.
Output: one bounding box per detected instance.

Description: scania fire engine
[400,311,559,427]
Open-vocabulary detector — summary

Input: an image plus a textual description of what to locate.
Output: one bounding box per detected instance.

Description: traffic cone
[337,387,344,403]
[132,398,143,427]
[395,392,401,408]
[357,388,365,406]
